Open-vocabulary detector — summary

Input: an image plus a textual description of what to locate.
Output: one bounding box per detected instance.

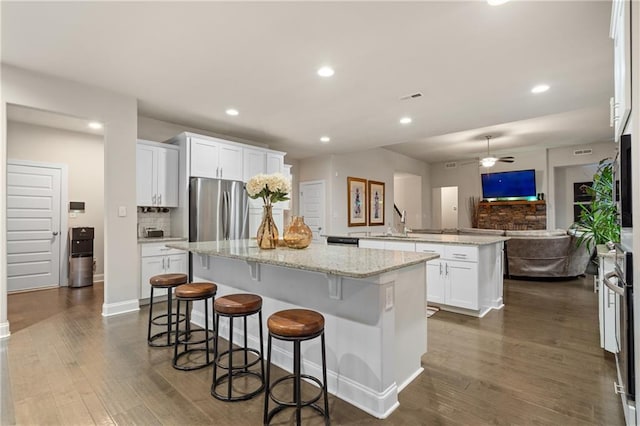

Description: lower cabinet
[598,249,618,353]
[139,243,188,304]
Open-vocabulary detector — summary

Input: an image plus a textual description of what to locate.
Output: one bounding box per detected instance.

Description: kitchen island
[166,239,438,419]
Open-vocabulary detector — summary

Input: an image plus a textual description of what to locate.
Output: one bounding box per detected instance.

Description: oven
[605,243,634,401]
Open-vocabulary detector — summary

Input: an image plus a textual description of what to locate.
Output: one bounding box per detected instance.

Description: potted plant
[570,158,620,252]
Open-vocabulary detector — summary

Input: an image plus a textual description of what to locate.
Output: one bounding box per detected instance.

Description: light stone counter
[137,236,187,244]
[168,238,433,419]
[166,239,437,279]
[328,232,509,246]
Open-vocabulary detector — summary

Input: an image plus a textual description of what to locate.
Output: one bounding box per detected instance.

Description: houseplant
[571,158,620,252]
[246,173,291,249]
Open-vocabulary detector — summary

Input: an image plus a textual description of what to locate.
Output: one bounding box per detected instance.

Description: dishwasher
[326,236,360,247]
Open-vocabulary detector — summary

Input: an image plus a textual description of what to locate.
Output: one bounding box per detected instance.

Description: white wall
[299,148,430,235]
[7,121,105,278]
[1,64,138,334]
[429,142,616,229]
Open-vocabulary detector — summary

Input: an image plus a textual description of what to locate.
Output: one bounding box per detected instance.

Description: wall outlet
[385,286,394,310]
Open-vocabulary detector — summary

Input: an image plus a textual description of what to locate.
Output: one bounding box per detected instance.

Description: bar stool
[172,282,218,370]
[211,294,265,401]
[264,309,330,425]
[147,273,188,347]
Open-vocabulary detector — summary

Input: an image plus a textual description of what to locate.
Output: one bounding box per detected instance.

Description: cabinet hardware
[162,257,165,269]
[158,194,162,205]
[614,382,625,395]
[167,257,171,269]
[445,263,449,276]
[152,194,157,205]
[439,262,443,276]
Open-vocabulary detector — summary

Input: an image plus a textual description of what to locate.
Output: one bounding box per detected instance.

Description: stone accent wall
[477,201,546,230]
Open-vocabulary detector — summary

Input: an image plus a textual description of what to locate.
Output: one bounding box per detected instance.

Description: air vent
[444,162,458,169]
[573,149,593,156]
[400,92,424,101]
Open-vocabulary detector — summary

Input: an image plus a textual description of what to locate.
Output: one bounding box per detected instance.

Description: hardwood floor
[2,276,624,425]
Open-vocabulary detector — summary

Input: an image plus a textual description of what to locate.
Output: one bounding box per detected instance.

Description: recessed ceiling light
[531,84,550,94]
[399,117,412,125]
[88,121,103,130]
[317,66,335,78]
[225,108,239,116]
[320,136,331,143]
[487,0,510,5]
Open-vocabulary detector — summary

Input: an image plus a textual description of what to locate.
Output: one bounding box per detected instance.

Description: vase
[283,216,313,249]
[257,205,279,249]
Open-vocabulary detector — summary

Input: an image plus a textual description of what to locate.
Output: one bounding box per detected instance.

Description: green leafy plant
[570,158,620,251]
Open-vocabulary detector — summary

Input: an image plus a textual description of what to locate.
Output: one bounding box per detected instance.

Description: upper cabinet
[243,148,267,181]
[610,0,631,141]
[136,140,179,207]
[266,152,284,175]
[190,137,243,181]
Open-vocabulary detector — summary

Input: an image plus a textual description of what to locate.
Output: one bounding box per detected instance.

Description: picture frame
[573,181,593,203]
[368,180,385,226]
[347,177,367,227]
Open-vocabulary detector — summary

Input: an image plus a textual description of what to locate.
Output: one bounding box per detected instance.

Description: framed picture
[368,180,385,226]
[573,181,593,203]
[573,203,591,222]
[347,177,367,226]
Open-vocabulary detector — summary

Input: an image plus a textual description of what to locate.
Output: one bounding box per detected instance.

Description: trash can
[69,227,94,287]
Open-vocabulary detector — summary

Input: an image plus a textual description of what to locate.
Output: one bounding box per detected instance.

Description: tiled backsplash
[137,208,172,237]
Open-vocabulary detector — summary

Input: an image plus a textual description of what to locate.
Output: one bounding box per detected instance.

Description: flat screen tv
[481,169,536,199]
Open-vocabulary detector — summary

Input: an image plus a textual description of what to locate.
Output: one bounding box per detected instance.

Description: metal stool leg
[166,287,173,346]
[147,286,154,343]
[321,332,330,425]
[294,340,302,425]
[227,316,234,399]
[264,334,272,425]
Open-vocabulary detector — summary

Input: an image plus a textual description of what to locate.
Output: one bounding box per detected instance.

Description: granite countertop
[166,239,438,279]
[329,233,509,246]
[597,244,616,258]
[138,236,188,244]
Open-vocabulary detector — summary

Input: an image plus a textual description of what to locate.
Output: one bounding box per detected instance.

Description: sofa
[411,228,592,279]
[504,229,591,278]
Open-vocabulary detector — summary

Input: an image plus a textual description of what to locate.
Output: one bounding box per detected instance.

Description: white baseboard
[102,299,139,317]
[93,274,104,283]
[0,321,11,340]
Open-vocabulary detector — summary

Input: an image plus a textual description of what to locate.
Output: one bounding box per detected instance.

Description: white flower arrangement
[246,173,291,206]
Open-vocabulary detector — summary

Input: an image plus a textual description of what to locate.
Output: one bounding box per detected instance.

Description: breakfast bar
[166,239,438,419]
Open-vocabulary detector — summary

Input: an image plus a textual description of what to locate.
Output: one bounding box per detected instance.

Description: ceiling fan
[479,135,514,167]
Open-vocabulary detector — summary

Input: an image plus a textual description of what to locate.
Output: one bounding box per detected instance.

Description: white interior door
[300,181,326,242]
[441,186,459,229]
[7,162,62,292]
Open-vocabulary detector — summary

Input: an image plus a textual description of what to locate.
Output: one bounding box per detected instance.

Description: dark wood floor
[1,277,624,425]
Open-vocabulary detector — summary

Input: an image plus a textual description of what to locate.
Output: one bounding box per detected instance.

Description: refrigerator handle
[225,191,231,239]
[221,191,229,240]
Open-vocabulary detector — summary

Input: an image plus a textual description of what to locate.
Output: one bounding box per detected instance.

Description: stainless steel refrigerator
[189,177,249,242]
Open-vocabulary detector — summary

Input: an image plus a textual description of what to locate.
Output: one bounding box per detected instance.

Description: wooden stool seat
[267,309,324,338]
[175,282,218,299]
[214,294,262,315]
[150,273,188,287]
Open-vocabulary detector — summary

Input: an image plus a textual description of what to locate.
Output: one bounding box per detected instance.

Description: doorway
[6,105,105,293]
[394,173,423,230]
[299,180,326,242]
[7,161,66,292]
[432,186,459,229]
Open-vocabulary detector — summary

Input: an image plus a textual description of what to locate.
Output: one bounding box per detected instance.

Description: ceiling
[1,1,613,162]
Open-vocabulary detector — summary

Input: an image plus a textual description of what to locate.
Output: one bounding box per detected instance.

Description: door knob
[52,231,59,236]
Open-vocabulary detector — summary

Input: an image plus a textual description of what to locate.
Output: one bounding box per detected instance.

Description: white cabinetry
[359,238,504,317]
[610,0,631,141]
[139,243,188,304]
[266,152,284,174]
[190,137,243,181]
[136,141,179,207]
[598,247,619,353]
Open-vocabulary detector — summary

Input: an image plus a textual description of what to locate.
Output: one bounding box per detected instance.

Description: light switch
[118,206,127,217]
